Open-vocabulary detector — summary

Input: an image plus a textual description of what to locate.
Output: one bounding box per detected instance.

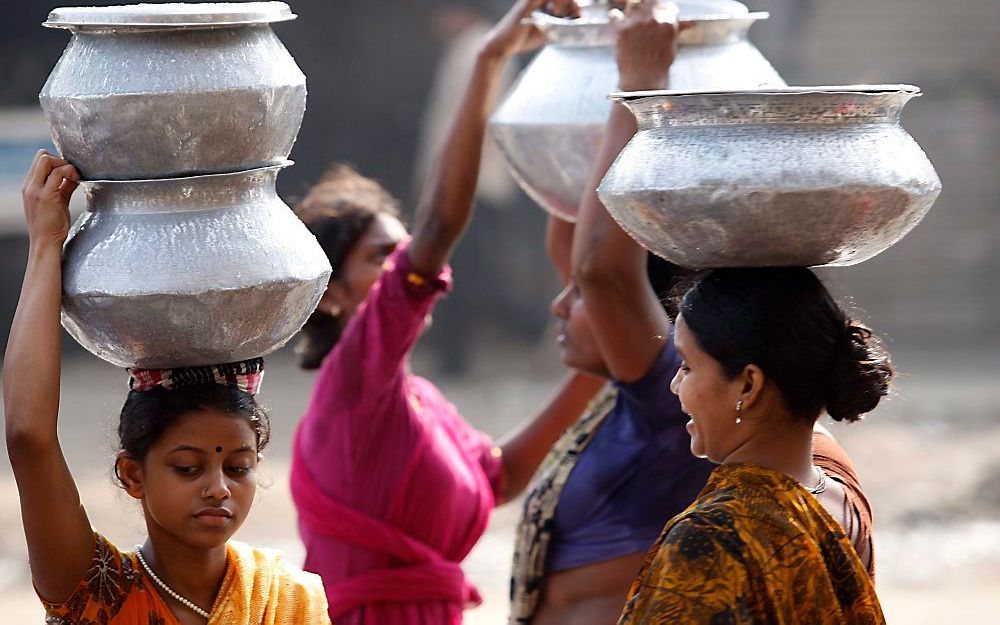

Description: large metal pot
[597,86,942,268]
[40,2,306,180]
[62,164,332,368]
[490,1,784,222]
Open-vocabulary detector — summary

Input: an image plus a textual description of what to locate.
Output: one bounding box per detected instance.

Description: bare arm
[4,151,93,602]
[497,371,605,503]
[408,0,566,276]
[545,214,576,284]
[571,0,681,383]
[498,103,606,504]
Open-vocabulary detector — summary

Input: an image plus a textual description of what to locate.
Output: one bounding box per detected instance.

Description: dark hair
[116,384,270,485]
[678,267,894,423]
[294,163,403,369]
[646,253,694,318]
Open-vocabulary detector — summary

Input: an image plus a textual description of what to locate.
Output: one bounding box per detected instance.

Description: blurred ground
[1,338,998,624]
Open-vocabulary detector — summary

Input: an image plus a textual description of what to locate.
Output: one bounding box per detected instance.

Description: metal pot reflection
[40,2,306,180]
[597,86,942,268]
[62,163,332,368]
[490,2,784,221]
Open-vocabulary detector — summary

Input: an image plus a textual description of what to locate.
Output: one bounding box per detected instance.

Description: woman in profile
[509,3,874,623]
[288,1,605,623]
[618,267,890,624]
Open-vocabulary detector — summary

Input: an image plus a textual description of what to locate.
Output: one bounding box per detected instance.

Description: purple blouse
[547,336,715,572]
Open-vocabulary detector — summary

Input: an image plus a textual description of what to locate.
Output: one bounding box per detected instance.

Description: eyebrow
[168,445,206,454]
[168,444,255,454]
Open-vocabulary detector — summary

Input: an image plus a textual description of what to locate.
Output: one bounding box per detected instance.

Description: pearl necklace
[807,466,828,495]
[134,546,211,619]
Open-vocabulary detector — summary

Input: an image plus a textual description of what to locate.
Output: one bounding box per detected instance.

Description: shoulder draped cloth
[509,384,618,624]
[40,533,331,624]
[211,540,331,624]
[617,463,885,625]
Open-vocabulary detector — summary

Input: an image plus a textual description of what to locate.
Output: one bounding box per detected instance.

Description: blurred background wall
[2,0,998,365]
[0,0,997,360]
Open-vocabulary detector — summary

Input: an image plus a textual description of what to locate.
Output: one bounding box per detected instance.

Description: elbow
[5,419,54,465]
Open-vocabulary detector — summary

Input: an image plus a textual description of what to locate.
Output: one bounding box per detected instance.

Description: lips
[194,507,233,527]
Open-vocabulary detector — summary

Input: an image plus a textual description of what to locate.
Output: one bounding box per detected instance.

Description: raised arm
[494,214,603,504]
[4,151,93,602]
[546,214,576,284]
[570,0,680,383]
[408,0,576,276]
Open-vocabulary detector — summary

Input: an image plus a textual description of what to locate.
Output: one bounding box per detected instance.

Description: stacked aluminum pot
[492,1,941,267]
[490,0,785,222]
[41,2,332,368]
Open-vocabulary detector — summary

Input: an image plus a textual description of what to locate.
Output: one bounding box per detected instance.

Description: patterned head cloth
[127,358,265,395]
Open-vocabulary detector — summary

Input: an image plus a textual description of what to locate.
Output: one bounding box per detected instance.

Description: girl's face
[670,314,746,462]
[550,280,611,378]
[122,410,259,549]
[321,213,407,321]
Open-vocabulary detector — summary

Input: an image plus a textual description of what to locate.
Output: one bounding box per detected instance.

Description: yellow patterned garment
[42,532,331,624]
[618,464,885,625]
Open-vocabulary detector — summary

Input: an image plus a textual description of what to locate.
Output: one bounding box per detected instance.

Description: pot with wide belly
[61,163,332,368]
[40,2,306,180]
[490,0,784,222]
[597,86,942,268]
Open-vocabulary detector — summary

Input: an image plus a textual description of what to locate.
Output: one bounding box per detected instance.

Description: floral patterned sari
[618,463,884,625]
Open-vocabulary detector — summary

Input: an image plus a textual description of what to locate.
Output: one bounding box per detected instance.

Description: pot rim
[79,160,293,186]
[531,9,769,47]
[44,2,295,31]
[531,9,768,27]
[610,84,921,101]
[572,0,751,14]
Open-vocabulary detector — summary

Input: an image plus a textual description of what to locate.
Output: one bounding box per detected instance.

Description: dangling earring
[329,304,342,318]
[735,399,744,425]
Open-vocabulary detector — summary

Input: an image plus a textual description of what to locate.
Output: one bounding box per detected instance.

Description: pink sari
[291,243,503,624]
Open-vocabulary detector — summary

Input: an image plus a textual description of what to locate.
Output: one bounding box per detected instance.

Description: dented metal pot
[40,2,306,180]
[597,86,942,268]
[61,163,332,368]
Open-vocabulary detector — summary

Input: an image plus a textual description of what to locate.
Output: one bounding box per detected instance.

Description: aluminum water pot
[597,86,942,268]
[61,164,332,368]
[490,1,784,222]
[40,2,306,180]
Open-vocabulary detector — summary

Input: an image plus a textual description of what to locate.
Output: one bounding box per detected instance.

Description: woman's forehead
[155,410,256,450]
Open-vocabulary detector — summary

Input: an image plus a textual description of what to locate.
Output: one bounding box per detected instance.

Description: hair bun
[824,321,894,422]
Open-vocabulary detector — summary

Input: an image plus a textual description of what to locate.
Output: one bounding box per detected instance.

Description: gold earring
[736,399,744,425]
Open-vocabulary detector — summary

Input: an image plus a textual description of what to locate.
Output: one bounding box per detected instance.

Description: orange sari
[42,533,330,624]
[618,463,884,625]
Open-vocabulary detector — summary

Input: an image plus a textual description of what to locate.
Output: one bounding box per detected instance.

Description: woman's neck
[140,528,229,616]
[722,417,818,489]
